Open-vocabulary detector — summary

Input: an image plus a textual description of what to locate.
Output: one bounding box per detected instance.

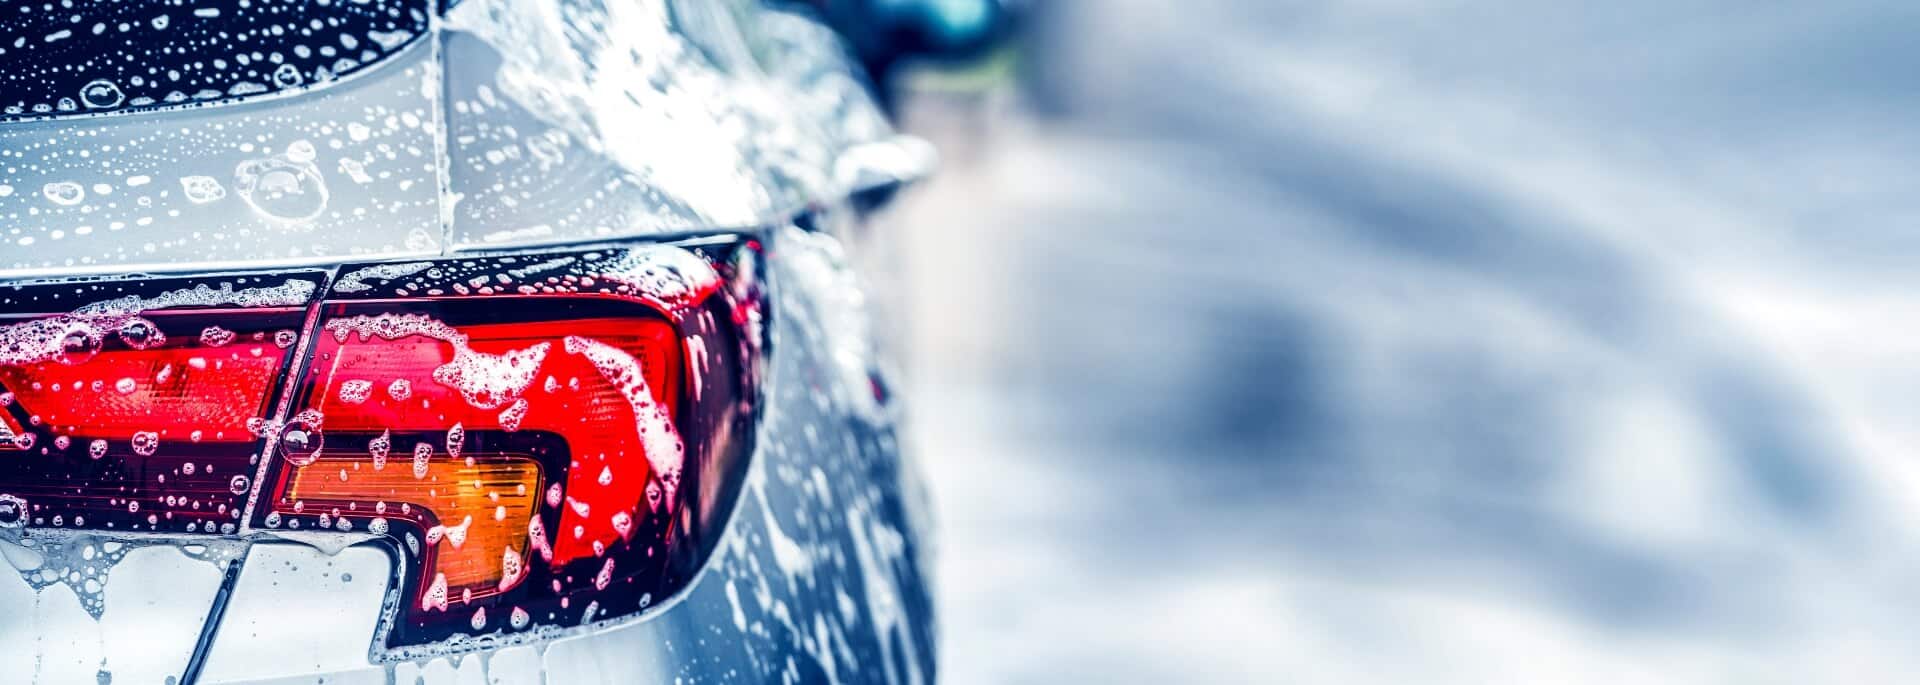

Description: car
[0,0,940,682]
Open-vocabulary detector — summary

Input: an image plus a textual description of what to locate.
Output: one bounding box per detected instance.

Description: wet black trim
[179,552,248,685]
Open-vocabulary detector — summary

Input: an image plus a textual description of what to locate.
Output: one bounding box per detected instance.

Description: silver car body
[0,0,938,682]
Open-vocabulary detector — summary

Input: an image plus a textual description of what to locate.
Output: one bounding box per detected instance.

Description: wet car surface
[0,1,937,683]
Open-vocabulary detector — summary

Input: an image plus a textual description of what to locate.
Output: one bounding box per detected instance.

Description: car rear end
[0,0,937,682]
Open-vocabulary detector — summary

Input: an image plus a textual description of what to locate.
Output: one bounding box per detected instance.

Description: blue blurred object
[878,0,998,49]
[802,0,1015,98]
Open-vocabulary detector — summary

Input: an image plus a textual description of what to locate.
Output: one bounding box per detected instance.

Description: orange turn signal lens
[280,452,543,603]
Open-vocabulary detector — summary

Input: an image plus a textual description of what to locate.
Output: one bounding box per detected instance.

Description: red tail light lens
[0,241,764,657]
[256,244,762,654]
[0,314,297,441]
[263,301,693,631]
[0,275,325,534]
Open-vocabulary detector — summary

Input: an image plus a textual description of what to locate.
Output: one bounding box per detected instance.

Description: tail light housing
[0,239,765,658]
[0,275,326,536]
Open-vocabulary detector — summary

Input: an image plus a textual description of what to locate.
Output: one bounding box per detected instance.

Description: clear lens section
[0,0,429,120]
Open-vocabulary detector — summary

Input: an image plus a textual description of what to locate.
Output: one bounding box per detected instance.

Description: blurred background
[856,1,1920,682]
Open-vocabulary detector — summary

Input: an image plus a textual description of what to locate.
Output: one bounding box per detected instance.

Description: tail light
[0,240,764,658]
[0,275,325,536]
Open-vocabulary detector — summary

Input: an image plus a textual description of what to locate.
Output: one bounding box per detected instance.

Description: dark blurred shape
[798,0,1021,102]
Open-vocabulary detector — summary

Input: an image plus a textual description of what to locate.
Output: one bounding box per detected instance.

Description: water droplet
[58,327,102,365]
[338,379,373,404]
[79,79,125,109]
[405,227,436,251]
[284,140,317,163]
[41,181,85,206]
[446,423,465,459]
[199,326,236,347]
[280,420,321,466]
[368,430,391,470]
[233,145,328,223]
[432,515,472,549]
[528,517,552,562]
[228,475,250,495]
[130,431,159,457]
[499,547,526,591]
[117,319,162,349]
[271,63,304,89]
[180,176,227,204]
[421,572,449,612]
[338,158,373,184]
[412,443,432,479]
[499,398,529,432]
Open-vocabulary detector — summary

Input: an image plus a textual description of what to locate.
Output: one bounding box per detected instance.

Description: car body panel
[0,0,927,277]
[0,40,447,277]
[0,539,231,683]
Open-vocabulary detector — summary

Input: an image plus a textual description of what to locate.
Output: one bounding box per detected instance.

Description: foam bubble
[338,379,373,404]
[323,313,548,410]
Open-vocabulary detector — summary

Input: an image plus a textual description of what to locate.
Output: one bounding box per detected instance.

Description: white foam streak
[563,335,685,505]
